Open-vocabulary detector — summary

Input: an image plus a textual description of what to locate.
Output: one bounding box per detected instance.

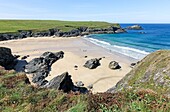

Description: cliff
[0,20,126,41]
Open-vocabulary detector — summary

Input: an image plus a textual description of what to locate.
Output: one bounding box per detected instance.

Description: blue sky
[0,0,170,23]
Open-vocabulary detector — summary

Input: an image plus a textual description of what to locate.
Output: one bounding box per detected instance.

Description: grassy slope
[0,66,169,112]
[114,50,170,95]
[0,20,120,33]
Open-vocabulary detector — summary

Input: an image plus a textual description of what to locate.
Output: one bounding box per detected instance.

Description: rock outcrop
[25,51,64,86]
[0,47,16,69]
[109,61,121,70]
[107,50,170,95]
[40,51,64,65]
[43,72,74,92]
[0,26,126,41]
[84,58,101,69]
[126,25,143,30]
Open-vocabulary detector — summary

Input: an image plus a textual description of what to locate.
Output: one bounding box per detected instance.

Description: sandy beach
[0,37,136,93]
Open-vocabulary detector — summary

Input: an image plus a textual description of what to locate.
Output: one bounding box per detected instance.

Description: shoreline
[0,36,137,92]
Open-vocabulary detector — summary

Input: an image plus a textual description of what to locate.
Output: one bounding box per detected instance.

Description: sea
[84,24,170,60]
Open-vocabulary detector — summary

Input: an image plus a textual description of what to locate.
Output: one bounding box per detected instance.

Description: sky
[0,0,170,23]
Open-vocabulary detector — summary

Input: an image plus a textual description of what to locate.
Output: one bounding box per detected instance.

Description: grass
[0,67,169,111]
[115,50,170,95]
[0,20,120,33]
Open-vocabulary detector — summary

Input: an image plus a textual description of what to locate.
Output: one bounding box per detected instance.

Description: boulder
[24,57,50,73]
[0,47,15,69]
[44,72,74,92]
[21,55,29,60]
[25,57,50,85]
[84,58,101,69]
[40,51,64,65]
[130,63,137,68]
[25,51,64,86]
[126,25,143,30]
[13,55,20,59]
[75,81,84,87]
[109,61,121,70]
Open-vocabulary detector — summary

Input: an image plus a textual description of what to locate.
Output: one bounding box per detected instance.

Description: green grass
[0,51,169,112]
[114,50,170,95]
[0,20,120,33]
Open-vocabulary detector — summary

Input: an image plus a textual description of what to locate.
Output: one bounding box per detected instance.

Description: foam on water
[83,36,149,60]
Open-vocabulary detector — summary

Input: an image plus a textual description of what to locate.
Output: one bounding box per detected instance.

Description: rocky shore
[0,26,126,41]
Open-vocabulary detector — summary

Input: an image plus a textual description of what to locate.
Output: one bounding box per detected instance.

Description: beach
[0,37,136,93]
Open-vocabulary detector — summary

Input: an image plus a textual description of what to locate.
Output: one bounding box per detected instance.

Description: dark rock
[25,78,31,84]
[44,72,74,92]
[18,30,33,37]
[54,51,64,59]
[40,52,58,65]
[71,86,88,93]
[70,29,81,36]
[32,32,49,37]
[84,58,101,69]
[32,74,46,84]
[0,47,15,69]
[115,28,126,33]
[25,51,64,86]
[126,25,143,30]
[109,61,121,70]
[84,56,88,58]
[130,63,136,68]
[77,27,88,32]
[2,34,12,40]
[54,32,64,37]
[14,55,20,59]
[40,51,64,65]
[75,81,84,87]
[40,80,49,86]
[21,55,29,60]
[74,65,78,68]
[25,57,50,74]
[48,28,59,36]
[87,84,93,89]
[14,60,28,72]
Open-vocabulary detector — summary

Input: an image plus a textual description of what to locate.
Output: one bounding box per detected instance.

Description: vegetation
[113,50,170,95]
[0,65,169,112]
[0,20,120,33]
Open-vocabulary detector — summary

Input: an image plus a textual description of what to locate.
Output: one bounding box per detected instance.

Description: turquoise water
[84,24,170,60]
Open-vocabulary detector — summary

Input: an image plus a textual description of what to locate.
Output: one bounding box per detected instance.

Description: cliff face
[107,50,170,96]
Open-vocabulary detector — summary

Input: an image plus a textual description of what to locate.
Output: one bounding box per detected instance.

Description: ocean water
[84,24,170,60]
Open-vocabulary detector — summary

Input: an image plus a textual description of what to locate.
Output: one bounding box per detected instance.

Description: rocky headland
[0,26,126,41]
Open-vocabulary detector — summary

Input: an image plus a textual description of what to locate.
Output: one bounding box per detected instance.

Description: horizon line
[0,19,170,24]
